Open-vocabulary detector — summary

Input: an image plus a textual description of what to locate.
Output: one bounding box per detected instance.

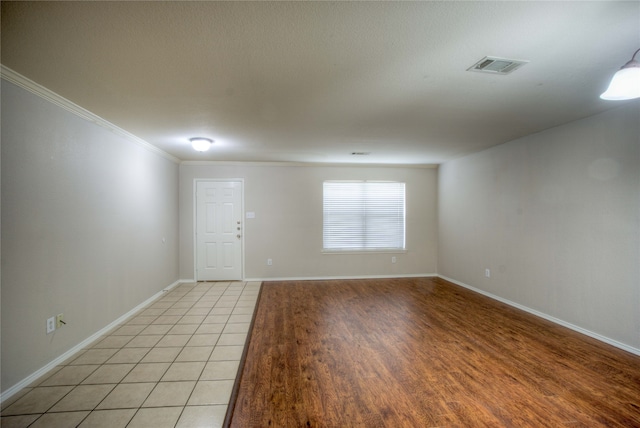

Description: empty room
[1,1,639,427]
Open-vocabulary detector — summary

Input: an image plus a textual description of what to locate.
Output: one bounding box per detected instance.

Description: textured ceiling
[2,1,639,164]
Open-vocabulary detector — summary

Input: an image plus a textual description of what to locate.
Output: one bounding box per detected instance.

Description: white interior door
[195,180,243,281]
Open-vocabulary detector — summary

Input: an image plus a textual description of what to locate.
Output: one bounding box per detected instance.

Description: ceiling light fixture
[190,137,213,152]
[600,48,640,100]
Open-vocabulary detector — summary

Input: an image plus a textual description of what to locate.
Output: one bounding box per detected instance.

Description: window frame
[322,180,406,253]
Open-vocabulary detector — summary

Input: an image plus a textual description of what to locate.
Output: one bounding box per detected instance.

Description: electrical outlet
[267,258,273,266]
[46,317,55,334]
[56,313,65,328]
[485,269,491,278]
[392,256,397,264]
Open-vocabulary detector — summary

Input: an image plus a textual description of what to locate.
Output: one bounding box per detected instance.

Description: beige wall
[4,65,636,397]
[179,164,438,280]
[438,103,640,351]
[1,80,180,392]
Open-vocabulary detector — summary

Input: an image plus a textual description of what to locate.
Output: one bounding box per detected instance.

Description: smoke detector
[467,56,529,75]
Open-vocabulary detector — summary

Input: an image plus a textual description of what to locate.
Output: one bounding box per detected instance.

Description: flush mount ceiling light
[600,48,640,100]
[190,137,213,152]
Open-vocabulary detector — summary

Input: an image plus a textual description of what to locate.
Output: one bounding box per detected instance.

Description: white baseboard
[0,279,184,404]
[8,274,632,403]
[438,275,640,357]
[244,273,437,282]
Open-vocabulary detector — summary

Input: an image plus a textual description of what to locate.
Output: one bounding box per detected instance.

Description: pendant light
[600,48,640,100]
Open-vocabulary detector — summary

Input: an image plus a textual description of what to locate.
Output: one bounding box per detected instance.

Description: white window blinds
[323,181,406,251]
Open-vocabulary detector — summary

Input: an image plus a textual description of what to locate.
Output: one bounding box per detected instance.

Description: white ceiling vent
[467,56,529,75]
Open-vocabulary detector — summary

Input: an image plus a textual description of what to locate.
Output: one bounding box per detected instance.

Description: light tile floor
[1,281,260,428]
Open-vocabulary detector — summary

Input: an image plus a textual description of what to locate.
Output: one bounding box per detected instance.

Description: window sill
[322,249,407,255]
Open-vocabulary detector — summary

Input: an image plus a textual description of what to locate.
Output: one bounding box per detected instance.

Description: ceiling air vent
[467,56,528,75]
[351,152,370,156]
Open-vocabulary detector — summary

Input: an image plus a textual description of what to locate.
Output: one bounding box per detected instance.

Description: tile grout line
[128,280,226,427]
[177,280,244,428]
[1,281,259,427]
[37,283,194,426]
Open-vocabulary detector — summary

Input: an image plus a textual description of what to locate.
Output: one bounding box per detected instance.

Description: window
[323,181,405,251]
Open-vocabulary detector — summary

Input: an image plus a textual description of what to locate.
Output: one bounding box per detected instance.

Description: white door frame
[193,178,245,281]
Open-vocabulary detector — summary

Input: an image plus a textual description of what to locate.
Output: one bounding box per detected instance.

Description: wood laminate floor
[228,277,640,427]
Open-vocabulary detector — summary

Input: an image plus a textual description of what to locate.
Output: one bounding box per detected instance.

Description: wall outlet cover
[47,317,55,334]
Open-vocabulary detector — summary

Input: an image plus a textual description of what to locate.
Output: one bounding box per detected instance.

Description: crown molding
[180,160,438,168]
[1,64,180,164]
